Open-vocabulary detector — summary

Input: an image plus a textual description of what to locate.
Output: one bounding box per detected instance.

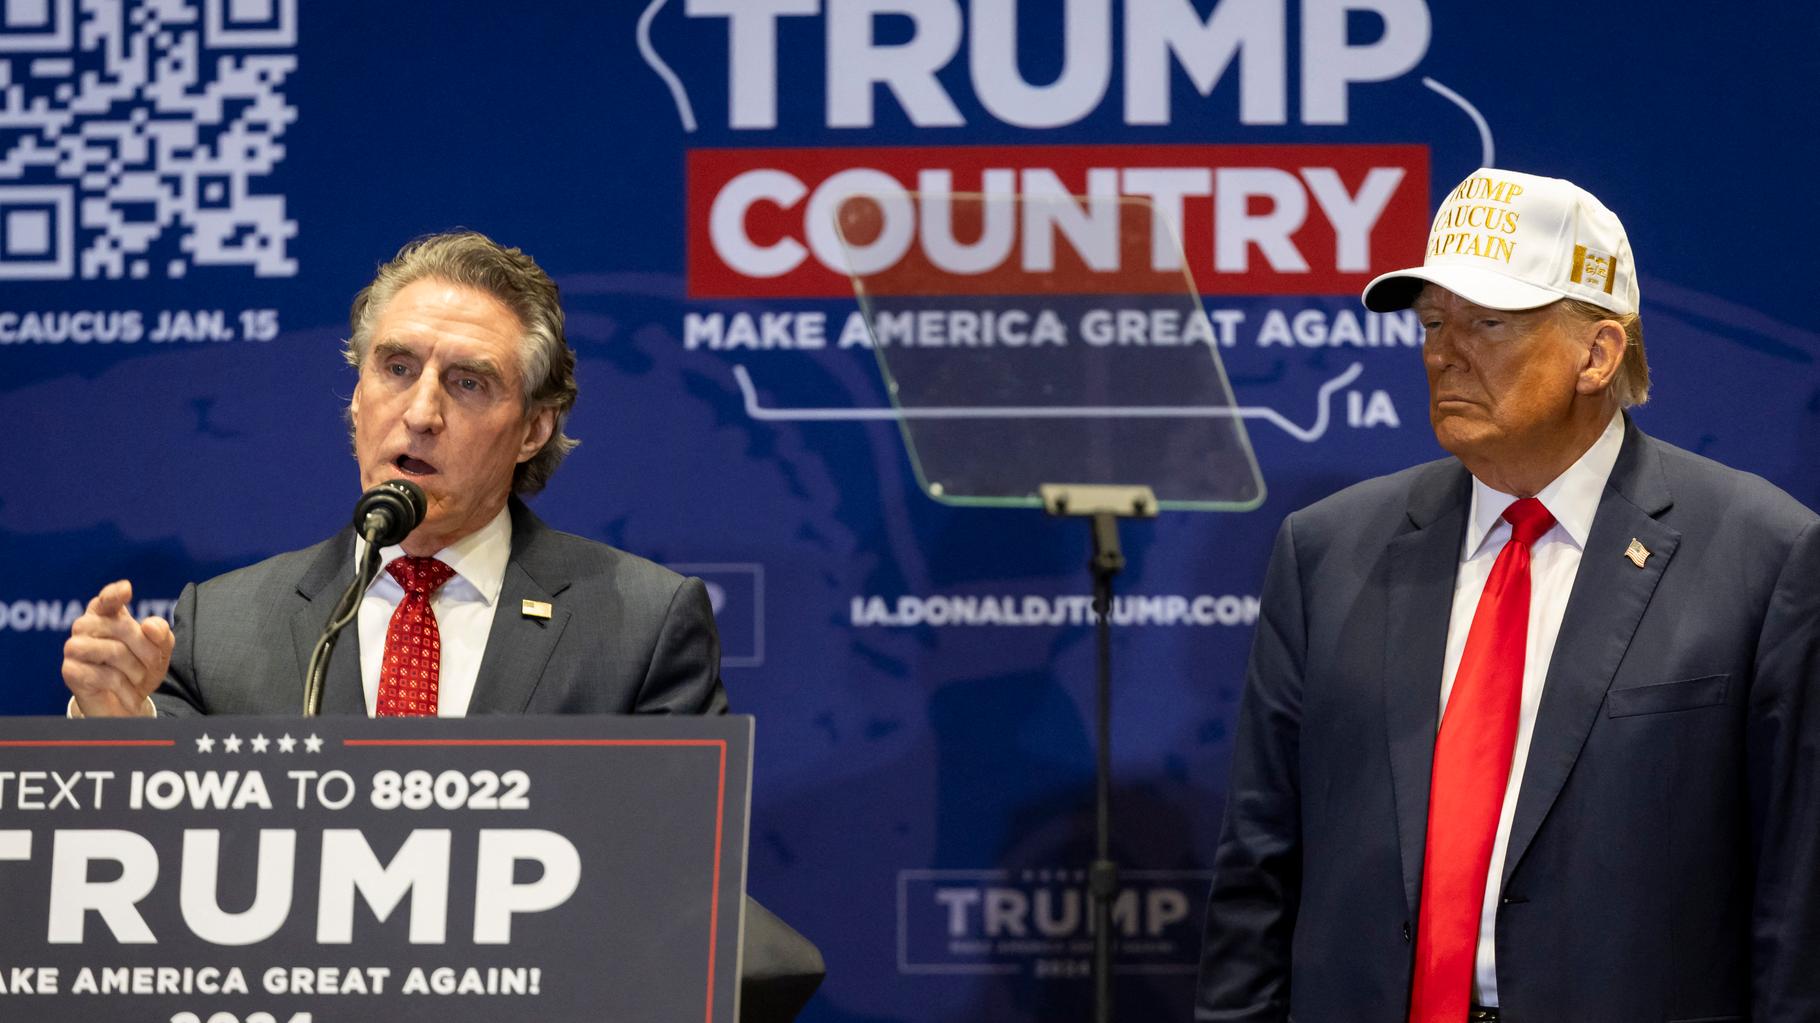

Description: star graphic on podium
[304,734,324,754]
[222,734,243,753]
[250,734,271,754]
[276,734,297,754]
[195,733,215,753]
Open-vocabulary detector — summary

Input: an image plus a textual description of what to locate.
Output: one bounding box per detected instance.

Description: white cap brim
[1362,264,1565,313]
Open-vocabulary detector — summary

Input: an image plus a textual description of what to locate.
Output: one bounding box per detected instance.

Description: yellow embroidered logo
[1571,244,1618,295]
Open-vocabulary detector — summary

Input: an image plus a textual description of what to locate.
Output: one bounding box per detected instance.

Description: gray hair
[1556,299,1649,408]
[345,230,579,494]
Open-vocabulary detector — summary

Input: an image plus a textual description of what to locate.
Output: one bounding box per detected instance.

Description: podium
[0,714,772,1022]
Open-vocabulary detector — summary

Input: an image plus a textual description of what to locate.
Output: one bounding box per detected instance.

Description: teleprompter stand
[1041,484,1157,1023]
[832,188,1267,1022]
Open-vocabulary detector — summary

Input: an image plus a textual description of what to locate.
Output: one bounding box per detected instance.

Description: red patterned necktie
[375,556,455,717]
[1409,497,1556,1022]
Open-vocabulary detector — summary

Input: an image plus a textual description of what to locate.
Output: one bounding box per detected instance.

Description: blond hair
[1557,299,1649,407]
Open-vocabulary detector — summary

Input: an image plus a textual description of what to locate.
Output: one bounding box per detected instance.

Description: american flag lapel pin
[1623,538,1650,569]
[521,599,553,619]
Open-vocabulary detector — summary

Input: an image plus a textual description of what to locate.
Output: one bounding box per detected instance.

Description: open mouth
[393,454,438,476]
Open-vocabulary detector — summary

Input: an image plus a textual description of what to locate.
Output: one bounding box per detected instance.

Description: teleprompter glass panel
[835,190,1265,511]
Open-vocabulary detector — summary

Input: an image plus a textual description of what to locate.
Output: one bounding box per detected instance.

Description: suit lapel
[467,500,573,715]
[1384,460,1472,916]
[288,529,367,716]
[1501,423,1677,887]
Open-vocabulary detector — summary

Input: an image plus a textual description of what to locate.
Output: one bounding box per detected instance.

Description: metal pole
[1089,511,1123,1023]
[1038,487,1153,1023]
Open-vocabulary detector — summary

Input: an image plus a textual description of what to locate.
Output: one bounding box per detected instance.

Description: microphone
[301,479,428,715]
[354,479,426,547]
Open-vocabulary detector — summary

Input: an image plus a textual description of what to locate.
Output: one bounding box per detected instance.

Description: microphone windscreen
[355,479,427,546]
[382,479,426,526]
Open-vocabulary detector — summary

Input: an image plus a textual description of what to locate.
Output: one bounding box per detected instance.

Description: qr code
[0,0,297,280]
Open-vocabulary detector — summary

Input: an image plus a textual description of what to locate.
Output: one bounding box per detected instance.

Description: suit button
[1402,922,1411,942]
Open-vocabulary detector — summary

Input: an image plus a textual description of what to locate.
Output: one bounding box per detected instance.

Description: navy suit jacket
[152,498,727,717]
[1198,420,1820,1022]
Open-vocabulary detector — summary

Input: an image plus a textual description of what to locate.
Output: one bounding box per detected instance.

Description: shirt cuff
[67,695,156,718]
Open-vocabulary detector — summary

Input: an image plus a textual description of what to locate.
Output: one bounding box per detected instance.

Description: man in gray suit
[1196,170,1820,1020]
[61,230,721,720]
[61,230,820,1020]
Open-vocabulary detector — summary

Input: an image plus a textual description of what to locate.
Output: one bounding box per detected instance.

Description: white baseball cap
[1362,167,1638,316]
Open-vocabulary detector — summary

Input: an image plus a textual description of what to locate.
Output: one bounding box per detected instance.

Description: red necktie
[1409,497,1555,1022]
[375,556,455,717]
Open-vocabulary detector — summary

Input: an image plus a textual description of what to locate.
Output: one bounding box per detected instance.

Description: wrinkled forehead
[369,278,527,367]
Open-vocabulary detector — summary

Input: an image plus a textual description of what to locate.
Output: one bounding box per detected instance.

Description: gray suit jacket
[149,498,823,1020]
[153,498,727,717]
[1198,419,1820,1022]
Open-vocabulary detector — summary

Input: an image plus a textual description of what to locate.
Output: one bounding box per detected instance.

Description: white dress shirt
[354,505,512,718]
[1439,413,1625,1005]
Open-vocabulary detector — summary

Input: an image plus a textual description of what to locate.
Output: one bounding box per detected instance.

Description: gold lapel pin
[1623,538,1650,569]
[521,599,553,620]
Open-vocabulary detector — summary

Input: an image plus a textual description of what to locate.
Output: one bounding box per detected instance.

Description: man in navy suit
[1196,169,1820,1021]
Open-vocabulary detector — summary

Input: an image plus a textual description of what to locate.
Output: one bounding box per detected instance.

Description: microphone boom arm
[301,540,382,716]
[300,479,424,716]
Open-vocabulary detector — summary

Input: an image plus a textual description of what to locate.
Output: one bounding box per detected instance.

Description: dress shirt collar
[1463,412,1625,560]
[354,503,512,605]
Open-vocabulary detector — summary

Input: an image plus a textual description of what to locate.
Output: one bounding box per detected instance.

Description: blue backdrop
[2,2,1815,1020]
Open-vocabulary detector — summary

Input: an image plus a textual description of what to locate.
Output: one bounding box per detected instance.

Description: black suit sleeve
[1197,518,1306,1022]
[633,575,730,716]
[1749,520,1820,1018]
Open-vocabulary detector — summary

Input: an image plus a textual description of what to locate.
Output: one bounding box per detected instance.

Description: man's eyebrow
[447,357,504,383]
[369,338,416,362]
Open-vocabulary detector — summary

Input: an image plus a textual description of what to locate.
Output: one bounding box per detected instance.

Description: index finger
[88,580,135,619]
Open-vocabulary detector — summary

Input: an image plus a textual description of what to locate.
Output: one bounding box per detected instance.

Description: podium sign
[0,715,752,1023]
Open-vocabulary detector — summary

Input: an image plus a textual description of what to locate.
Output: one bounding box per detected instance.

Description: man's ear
[518,406,555,463]
[1577,319,1627,396]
